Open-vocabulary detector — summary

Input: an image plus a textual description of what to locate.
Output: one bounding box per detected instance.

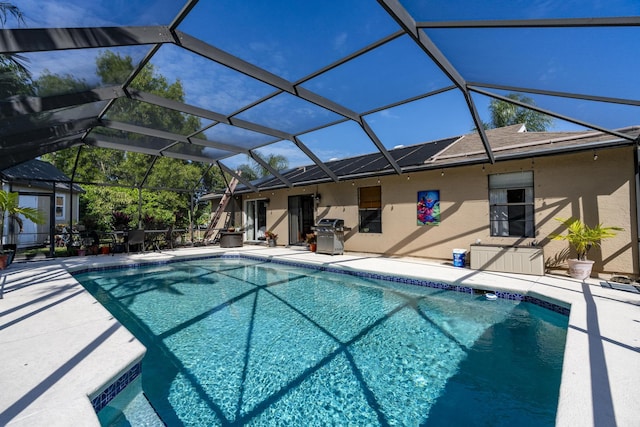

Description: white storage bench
[470,244,544,275]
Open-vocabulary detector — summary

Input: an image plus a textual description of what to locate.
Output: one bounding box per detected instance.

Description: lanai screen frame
[0,0,639,196]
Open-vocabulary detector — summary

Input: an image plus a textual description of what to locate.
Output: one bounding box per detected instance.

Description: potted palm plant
[306,233,317,252]
[265,230,278,247]
[551,217,622,280]
[0,190,44,268]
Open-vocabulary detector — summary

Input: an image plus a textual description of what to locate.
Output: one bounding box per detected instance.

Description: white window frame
[489,171,534,237]
[55,194,66,220]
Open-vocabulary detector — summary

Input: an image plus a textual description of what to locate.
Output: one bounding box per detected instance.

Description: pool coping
[1,246,639,426]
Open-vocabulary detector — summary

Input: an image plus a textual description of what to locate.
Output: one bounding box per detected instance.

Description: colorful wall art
[417,190,440,225]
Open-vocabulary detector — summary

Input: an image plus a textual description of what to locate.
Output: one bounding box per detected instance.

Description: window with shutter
[488,172,534,237]
[358,186,381,233]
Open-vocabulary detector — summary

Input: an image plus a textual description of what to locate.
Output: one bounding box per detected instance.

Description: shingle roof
[224,124,639,196]
[241,136,461,192]
[1,159,84,192]
[430,124,640,166]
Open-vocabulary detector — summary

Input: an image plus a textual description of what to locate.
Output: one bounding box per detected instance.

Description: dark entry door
[288,195,314,245]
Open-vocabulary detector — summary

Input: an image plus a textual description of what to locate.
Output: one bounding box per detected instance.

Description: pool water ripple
[76,257,568,426]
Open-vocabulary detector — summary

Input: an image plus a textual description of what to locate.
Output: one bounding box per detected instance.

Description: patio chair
[164,225,174,250]
[126,229,146,253]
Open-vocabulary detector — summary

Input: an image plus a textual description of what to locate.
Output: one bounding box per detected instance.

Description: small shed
[1,159,83,250]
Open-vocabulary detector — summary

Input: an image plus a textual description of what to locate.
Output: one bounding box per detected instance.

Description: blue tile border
[80,253,569,415]
[524,295,571,316]
[73,253,570,317]
[91,362,141,413]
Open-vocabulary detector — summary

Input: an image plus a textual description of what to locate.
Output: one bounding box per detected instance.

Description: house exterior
[211,125,640,277]
[0,159,83,249]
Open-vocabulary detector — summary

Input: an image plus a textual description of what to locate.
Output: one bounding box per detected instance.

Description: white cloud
[374,109,400,121]
[333,32,348,51]
[20,1,114,27]
[148,45,280,116]
[539,62,560,83]
[256,144,309,168]
[19,0,180,27]
[26,50,100,83]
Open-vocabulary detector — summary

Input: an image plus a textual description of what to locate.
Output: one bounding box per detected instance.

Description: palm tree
[237,153,289,180]
[551,217,622,261]
[0,190,44,251]
[236,163,258,181]
[0,2,23,25]
[484,93,553,132]
[0,3,32,98]
[256,154,289,178]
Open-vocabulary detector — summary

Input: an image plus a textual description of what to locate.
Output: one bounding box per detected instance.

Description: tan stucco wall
[533,149,637,275]
[243,190,296,240]
[246,146,638,275]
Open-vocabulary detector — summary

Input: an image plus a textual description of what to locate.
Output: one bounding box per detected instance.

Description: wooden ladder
[203,176,240,242]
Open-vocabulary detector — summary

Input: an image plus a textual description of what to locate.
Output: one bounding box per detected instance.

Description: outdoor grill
[315,218,346,255]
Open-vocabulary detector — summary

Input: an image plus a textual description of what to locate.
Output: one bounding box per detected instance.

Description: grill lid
[316,218,344,228]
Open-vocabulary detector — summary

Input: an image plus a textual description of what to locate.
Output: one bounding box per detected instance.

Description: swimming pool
[75,256,568,426]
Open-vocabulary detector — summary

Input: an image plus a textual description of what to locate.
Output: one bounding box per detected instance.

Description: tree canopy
[484,93,554,132]
[40,51,224,231]
[236,153,289,181]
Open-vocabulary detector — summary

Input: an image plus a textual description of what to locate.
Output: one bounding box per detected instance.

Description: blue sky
[14,0,640,170]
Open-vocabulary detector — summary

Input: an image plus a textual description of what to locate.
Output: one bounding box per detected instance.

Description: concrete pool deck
[0,245,638,426]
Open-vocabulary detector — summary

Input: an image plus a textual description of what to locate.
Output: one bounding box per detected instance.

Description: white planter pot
[567,259,594,280]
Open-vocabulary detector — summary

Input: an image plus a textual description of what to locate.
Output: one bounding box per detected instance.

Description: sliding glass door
[245,199,268,241]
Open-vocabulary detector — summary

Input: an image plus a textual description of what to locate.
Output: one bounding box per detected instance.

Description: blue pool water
[75,257,568,426]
